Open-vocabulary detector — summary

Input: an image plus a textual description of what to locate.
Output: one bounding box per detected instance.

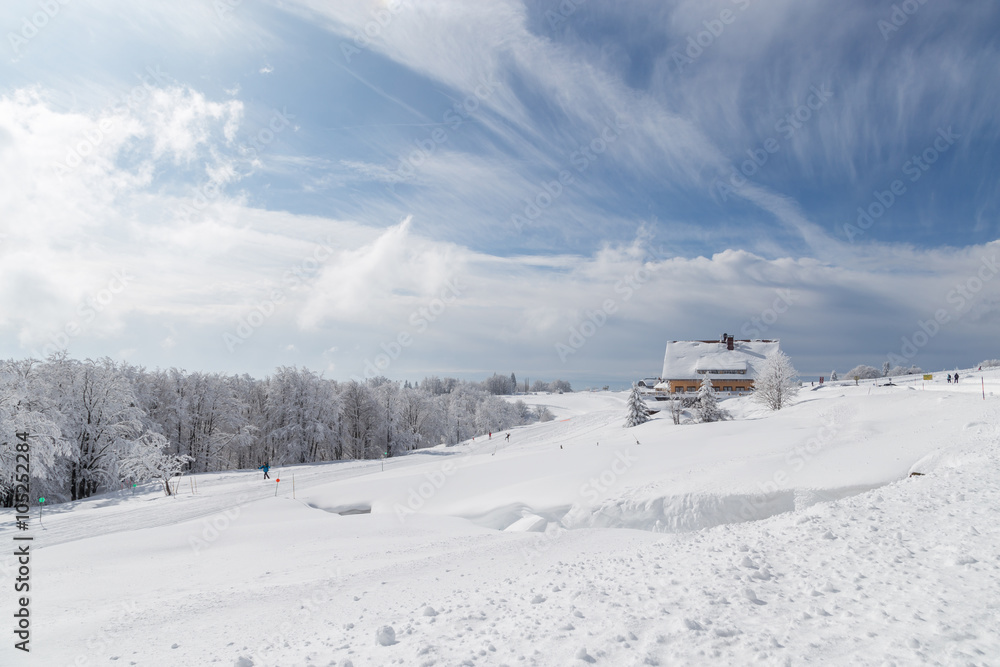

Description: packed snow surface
[3,368,1000,665]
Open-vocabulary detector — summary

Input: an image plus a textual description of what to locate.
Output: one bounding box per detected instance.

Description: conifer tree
[624,384,649,427]
[697,377,727,423]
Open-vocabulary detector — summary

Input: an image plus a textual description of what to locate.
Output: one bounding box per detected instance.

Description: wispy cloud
[0,0,997,381]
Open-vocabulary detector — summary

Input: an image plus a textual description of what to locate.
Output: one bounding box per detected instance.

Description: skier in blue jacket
[258,463,270,479]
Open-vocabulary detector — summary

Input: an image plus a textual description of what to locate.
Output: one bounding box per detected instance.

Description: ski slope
[2,367,999,665]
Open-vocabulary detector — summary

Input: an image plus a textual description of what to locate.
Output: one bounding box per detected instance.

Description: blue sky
[1,0,998,386]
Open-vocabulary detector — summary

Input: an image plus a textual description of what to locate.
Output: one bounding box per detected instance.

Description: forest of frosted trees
[0,356,569,506]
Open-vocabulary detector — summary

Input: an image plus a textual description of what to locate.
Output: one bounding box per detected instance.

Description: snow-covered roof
[694,358,747,373]
[661,339,779,380]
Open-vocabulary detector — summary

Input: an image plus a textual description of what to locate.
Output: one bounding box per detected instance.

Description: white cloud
[1,67,996,379]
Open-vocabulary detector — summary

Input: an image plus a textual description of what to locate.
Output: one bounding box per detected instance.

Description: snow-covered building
[653,334,779,399]
[635,377,662,395]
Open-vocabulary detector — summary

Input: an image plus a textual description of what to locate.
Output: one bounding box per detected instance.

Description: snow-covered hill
[2,367,999,665]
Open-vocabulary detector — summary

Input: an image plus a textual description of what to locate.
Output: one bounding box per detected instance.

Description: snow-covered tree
[376,380,419,457]
[529,379,573,393]
[0,359,67,506]
[442,385,479,444]
[882,361,891,377]
[399,386,433,450]
[263,367,341,464]
[624,384,649,427]
[475,394,511,434]
[484,373,517,395]
[534,405,554,422]
[887,365,922,377]
[43,358,181,501]
[669,396,683,425]
[340,380,381,459]
[1,358,549,498]
[754,351,800,411]
[845,365,881,381]
[550,379,572,393]
[511,399,533,424]
[696,377,727,423]
[830,370,838,381]
[117,437,191,496]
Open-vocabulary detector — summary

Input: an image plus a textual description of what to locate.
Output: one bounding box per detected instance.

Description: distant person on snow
[947,374,952,383]
[258,463,270,479]
[954,372,960,383]
[489,431,492,439]
[505,433,510,442]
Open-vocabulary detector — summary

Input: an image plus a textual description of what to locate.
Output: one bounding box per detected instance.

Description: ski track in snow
[3,370,1000,666]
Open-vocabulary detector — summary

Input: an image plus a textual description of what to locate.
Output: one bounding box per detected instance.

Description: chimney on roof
[727,335,734,350]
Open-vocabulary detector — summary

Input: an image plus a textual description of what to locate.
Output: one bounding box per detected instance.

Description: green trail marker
[39,497,45,523]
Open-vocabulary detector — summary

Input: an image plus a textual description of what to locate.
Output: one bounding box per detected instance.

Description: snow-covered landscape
[4,367,999,666]
[3,1,999,665]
